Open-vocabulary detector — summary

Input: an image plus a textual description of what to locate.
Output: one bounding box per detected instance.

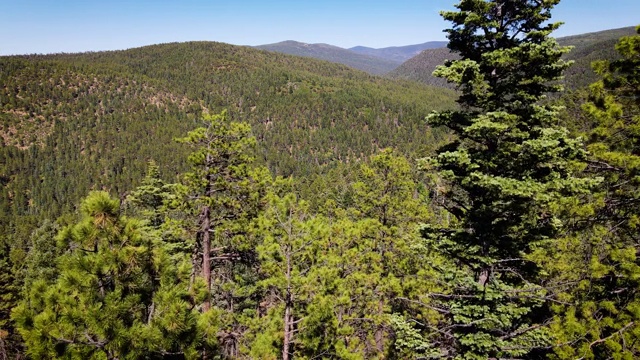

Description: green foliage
[421,1,597,358]
[0,48,456,339]
[3,9,640,359]
[550,25,640,360]
[175,109,272,357]
[126,161,172,227]
[388,48,459,89]
[242,149,440,359]
[125,160,190,262]
[559,26,638,90]
[12,191,200,359]
[0,236,21,358]
[250,191,329,358]
[175,109,263,251]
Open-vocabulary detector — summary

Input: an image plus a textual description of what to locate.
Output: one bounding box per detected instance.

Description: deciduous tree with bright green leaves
[421,0,597,358]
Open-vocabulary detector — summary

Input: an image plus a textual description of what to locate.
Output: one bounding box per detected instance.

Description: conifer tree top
[436,0,570,114]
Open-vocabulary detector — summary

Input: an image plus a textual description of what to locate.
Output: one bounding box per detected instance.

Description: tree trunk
[283,246,293,360]
[202,205,211,312]
[375,299,384,354]
[283,304,292,360]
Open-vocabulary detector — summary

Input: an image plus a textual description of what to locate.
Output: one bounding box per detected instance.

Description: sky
[1,0,638,56]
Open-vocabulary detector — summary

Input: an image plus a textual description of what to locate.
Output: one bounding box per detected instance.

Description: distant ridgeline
[255,40,448,75]
[252,28,636,85]
[388,26,638,90]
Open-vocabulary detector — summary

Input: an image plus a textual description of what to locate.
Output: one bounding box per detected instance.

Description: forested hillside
[559,27,638,89]
[387,47,457,88]
[0,41,455,227]
[0,43,459,358]
[1,0,639,358]
[348,41,448,63]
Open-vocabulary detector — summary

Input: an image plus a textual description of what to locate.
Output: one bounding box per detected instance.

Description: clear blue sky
[1,0,638,55]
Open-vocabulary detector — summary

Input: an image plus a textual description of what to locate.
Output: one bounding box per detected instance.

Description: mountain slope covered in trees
[1,3,639,357]
[349,41,448,63]
[0,42,458,357]
[0,40,456,247]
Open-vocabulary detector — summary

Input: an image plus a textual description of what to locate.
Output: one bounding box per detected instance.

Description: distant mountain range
[348,41,448,63]
[255,41,449,75]
[255,27,636,83]
[255,41,400,75]
[388,26,637,90]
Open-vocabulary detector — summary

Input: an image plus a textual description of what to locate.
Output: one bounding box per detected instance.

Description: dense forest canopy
[1,0,639,359]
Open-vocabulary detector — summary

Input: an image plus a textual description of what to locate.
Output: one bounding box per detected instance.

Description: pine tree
[12,191,199,359]
[421,1,596,358]
[346,149,433,357]
[176,109,270,357]
[550,25,640,360]
[0,237,21,359]
[249,190,329,359]
[126,160,171,228]
[125,160,188,258]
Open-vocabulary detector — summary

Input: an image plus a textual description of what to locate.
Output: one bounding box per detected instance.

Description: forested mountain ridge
[255,40,449,75]
[387,47,457,88]
[255,40,400,75]
[0,59,194,149]
[388,26,637,89]
[349,41,448,63]
[0,40,456,240]
[558,26,639,89]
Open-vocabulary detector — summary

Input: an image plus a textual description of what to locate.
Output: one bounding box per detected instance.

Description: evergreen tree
[345,149,434,357]
[176,109,270,357]
[550,25,640,360]
[126,160,172,228]
[0,237,21,359]
[421,1,596,358]
[12,192,199,359]
[21,220,63,292]
[250,190,329,359]
[125,160,188,258]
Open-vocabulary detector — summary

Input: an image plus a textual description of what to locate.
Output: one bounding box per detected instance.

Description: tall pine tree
[176,109,270,357]
[421,1,596,358]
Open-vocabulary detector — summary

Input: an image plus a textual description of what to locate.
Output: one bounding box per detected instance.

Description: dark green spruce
[421,1,597,358]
